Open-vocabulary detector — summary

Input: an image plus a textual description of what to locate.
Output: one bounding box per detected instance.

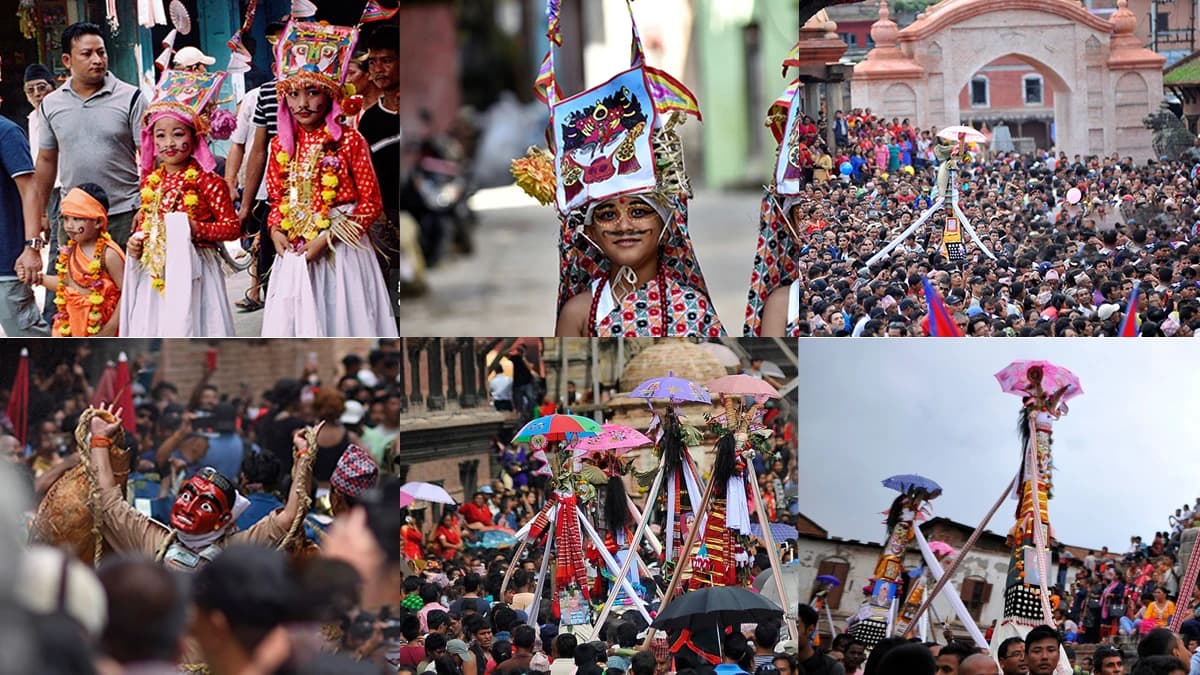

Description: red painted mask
[170,470,233,534]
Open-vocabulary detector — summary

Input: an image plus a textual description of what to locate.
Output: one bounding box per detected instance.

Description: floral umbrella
[628,371,710,404]
[994,360,1083,404]
[571,424,654,457]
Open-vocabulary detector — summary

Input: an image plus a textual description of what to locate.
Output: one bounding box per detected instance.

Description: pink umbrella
[928,540,957,558]
[706,374,781,399]
[571,424,654,457]
[994,360,1083,404]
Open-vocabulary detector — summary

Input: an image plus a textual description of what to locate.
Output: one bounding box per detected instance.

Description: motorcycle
[401,111,476,267]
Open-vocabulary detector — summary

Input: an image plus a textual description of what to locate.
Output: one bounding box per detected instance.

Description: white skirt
[120,247,235,337]
[261,234,398,337]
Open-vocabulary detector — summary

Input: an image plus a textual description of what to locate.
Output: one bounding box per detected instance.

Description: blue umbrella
[881,474,942,496]
[750,523,798,542]
[815,575,842,587]
[468,528,519,550]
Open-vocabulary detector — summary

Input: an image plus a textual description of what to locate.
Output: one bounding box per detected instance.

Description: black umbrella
[652,586,784,633]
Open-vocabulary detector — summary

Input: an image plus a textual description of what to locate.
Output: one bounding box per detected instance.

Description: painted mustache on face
[599,227,653,238]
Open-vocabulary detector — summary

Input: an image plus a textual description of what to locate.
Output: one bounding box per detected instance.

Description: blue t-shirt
[237,491,283,530]
[849,155,866,180]
[0,117,35,276]
[200,433,245,484]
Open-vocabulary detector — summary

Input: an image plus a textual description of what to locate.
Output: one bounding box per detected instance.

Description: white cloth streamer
[913,525,989,650]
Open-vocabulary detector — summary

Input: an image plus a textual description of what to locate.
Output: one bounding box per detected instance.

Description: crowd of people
[0,17,401,338]
[0,341,801,675]
[798,614,1194,674]
[775,107,1200,337]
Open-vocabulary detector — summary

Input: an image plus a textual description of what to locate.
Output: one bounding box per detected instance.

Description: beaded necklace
[588,267,670,336]
[276,131,341,244]
[52,232,113,336]
[139,162,201,294]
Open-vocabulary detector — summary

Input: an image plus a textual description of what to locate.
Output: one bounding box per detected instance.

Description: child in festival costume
[261,20,397,337]
[41,183,125,337]
[744,43,803,337]
[122,69,240,336]
[511,0,721,337]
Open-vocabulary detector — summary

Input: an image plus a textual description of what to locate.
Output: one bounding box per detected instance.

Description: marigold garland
[276,133,340,244]
[139,163,202,294]
[53,232,113,337]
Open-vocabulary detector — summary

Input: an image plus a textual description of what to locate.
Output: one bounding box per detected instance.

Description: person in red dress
[458,490,494,531]
[260,20,397,337]
[122,69,240,336]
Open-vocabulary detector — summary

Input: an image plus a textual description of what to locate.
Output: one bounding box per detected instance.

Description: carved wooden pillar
[396,339,409,411]
[427,338,445,410]
[444,341,460,402]
[407,339,425,406]
[459,337,479,408]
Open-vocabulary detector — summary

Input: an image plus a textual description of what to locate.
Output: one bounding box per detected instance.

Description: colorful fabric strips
[361,0,399,23]
[645,67,701,122]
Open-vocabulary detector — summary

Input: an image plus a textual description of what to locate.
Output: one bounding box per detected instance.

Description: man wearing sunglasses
[23,63,62,325]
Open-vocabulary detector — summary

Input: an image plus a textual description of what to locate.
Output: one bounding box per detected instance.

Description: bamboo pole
[502,502,558,598]
[745,459,798,641]
[641,459,718,648]
[527,504,558,628]
[625,493,664,555]
[593,464,668,631]
[577,505,652,625]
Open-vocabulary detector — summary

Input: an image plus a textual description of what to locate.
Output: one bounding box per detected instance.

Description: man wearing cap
[447,639,478,675]
[83,405,316,571]
[330,444,379,516]
[172,46,215,72]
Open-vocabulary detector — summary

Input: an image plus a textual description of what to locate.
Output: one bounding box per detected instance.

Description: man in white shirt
[489,364,514,412]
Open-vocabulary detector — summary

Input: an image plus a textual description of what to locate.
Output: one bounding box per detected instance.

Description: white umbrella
[400,482,456,507]
[758,360,786,379]
[937,125,987,144]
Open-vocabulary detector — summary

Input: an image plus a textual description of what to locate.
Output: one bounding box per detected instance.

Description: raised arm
[86,404,124,491]
[274,422,323,532]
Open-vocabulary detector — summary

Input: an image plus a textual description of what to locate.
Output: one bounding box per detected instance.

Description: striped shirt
[252,79,278,136]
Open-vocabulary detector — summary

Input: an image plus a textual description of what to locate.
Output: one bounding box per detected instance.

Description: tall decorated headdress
[510,0,714,322]
[273,20,359,155]
[743,41,804,336]
[139,69,227,178]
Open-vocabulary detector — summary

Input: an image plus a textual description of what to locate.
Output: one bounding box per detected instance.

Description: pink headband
[140,110,217,179]
[274,92,344,156]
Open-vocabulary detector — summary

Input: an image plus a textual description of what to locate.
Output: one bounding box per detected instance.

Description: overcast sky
[797,340,1200,552]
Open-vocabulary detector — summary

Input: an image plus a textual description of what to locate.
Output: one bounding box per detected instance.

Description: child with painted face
[83,403,321,572]
[260,20,397,337]
[122,69,240,337]
[37,183,126,337]
[511,2,720,336]
[554,190,723,337]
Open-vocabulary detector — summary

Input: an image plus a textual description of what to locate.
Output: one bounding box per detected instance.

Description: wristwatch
[23,237,45,250]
